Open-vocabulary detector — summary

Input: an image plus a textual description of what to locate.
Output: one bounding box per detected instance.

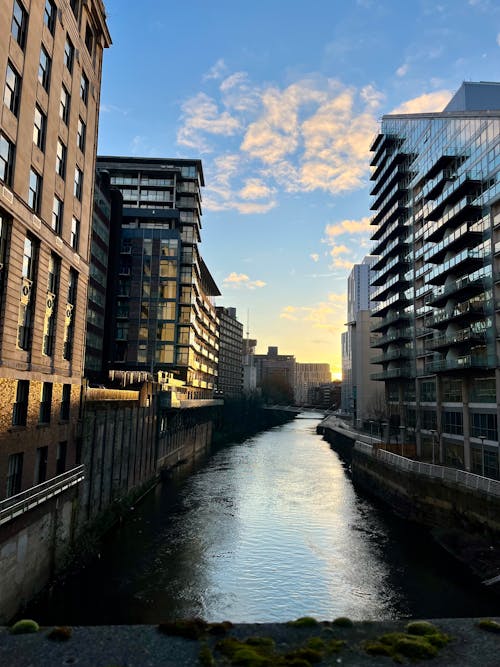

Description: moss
[199,643,216,667]
[332,616,353,628]
[47,626,72,641]
[157,618,208,639]
[365,627,449,662]
[284,647,322,663]
[10,619,39,634]
[207,620,233,635]
[478,619,500,633]
[305,637,326,651]
[244,637,275,650]
[364,640,393,657]
[395,636,438,660]
[280,659,312,667]
[327,639,346,653]
[286,617,318,628]
[405,620,439,636]
[231,646,272,666]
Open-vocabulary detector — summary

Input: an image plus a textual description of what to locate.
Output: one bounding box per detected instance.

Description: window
[56,139,66,178]
[28,168,42,212]
[59,86,70,124]
[12,380,29,426]
[33,106,47,150]
[80,72,89,104]
[56,442,67,475]
[0,134,15,186]
[70,0,79,17]
[74,166,83,200]
[43,0,56,34]
[38,47,51,92]
[85,23,94,55]
[0,214,10,310]
[68,268,77,304]
[35,446,48,484]
[60,384,71,421]
[64,36,74,72]
[471,413,498,441]
[77,117,86,152]
[70,216,79,250]
[4,62,21,116]
[17,236,37,350]
[43,253,60,356]
[64,270,77,360]
[11,0,27,49]
[442,410,463,436]
[39,382,52,424]
[6,453,23,497]
[52,196,63,234]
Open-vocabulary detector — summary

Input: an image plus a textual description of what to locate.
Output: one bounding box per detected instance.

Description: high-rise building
[216,306,243,397]
[254,346,295,404]
[242,337,257,394]
[0,0,110,499]
[294,363,331,405]
[369,81,500,476]
[341,257,382,421]
[95,157,220,400]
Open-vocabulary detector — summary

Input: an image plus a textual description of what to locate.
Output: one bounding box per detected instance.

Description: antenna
[246,309,250,339]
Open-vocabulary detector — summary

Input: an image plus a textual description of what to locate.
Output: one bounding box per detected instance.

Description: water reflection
[28,414,498,624]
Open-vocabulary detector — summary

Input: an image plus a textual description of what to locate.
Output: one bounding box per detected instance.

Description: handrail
[0,465,85,526]
[354,442,500,497]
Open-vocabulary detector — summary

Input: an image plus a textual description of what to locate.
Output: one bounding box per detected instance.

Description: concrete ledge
[2,618,500,666]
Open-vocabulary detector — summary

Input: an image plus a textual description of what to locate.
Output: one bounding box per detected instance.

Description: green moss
[231,646,271,666]
[327,639,346,653]
[478,619,500,633]
[286,617,318,628]
[365,626,450,662]
[244,637,275,650]
[10,619,39,634]
[47,626,72,641]
[395,636,438,660]
[406,620,439,636]
[199,643,216,667]
[280,659,312,667]
[157,618,208,639]
[284,647,322,663]
[207,620,233,635]
[332,616,353,627]
[305,637,326,651]
[364,640,393,657]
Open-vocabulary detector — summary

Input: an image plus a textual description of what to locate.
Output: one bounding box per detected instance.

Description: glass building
[370,82,500,477]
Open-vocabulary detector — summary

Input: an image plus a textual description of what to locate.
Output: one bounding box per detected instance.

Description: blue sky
[97,0,500,377]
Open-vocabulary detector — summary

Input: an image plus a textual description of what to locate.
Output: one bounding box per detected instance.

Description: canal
[27,414,499,624]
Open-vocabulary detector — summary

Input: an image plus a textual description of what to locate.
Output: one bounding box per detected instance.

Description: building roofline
[199,256,221,296]
[382,110,500,121]
[97,156,205,185]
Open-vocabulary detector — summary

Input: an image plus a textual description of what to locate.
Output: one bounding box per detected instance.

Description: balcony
[370,151,407,192]
[371,348,412,364]
[370,199,407,231]
[370,328,413,348]
[370,181,408,219]
[370,133,399,165]
[425,328,488,352]
[427,249,485,285]
[371,274,400,301]
[371,310,412,332]
[371,257,410,286]
[423,171,481,221]
[424,354,496,374]
[425,272,489,308]
[370,163,408,202]
[371,366,412,381]
[423,222,483,264]
[0,466,85,527]
[425,299,487,329]
[425,196,482,242]
[372,293,410,318]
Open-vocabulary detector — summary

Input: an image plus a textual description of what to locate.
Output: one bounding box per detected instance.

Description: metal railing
[354,441,500,497]
[0,465,85,526]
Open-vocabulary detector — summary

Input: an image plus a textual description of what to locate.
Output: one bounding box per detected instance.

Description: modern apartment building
[215,306,243,397]
[254,346,295,404]
[341,257,381,421]
[0,0,110,499]
[95,156,220,400]
[294,363,331,405]
[369,81,500,476]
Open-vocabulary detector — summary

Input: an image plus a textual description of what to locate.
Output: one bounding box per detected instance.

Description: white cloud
[324,216,372,239]
[310,253,319,262]
[177,93,241,152]
[222,272,267,289]
[279,292,347,333]
[203,58,228,81]
[391,90,452,114]
[396,64,409,77]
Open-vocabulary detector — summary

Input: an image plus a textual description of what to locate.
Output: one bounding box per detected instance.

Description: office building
[254,346,295,404]
[242,337,257,394]
[294,363,331,405]
[0,0,110,499]
[95,156,220,400]
[370,81,500,475]
[216,306,243,397]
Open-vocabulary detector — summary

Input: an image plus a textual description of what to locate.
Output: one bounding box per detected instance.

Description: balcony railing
[425,328,487,351]
[425,271,489,307]
[0,466,85,526]
[427,249,485,285]
[371,310,412,332]
[424,354,496,374]
[425,298,487,328]
[371,366,412,380]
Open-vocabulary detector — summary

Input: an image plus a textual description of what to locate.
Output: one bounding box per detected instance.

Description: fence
[354,441,500,497]
[0,465,85,526]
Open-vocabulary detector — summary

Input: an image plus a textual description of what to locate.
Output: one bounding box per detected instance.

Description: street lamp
[429,429,436,465]
[369,420,374,445]
[479,434,486,477]
[399,425,406,457]
[382,421,388,447]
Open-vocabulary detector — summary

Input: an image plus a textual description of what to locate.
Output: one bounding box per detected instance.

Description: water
[28,414,499,624]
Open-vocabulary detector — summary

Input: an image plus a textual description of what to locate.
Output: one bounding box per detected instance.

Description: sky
[97,0,500,378]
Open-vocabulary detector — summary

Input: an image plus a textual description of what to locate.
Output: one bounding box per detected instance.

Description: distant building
[0,0,110,499]
[216,306,243,397]
[309,381,341,410]
[95,157,220,400]
[341,258,382,421]
[254,346,295,404]
[294,363,331,405]
[242,337,257,394]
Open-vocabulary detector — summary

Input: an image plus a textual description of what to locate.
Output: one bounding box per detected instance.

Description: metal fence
[354,441,500,497]
[0,465,85,526]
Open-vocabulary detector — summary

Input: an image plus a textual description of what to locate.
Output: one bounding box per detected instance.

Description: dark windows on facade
[471,412,498,441]
[38,47,51,92]
[12,380,29,426]
[74,166,83,200]
[0,214,10,310]
[33,106,47,150]
[34,446,48,484]
[28,168,42,212]
[6,452,23,497]
[56,139,67,178]
[70,0,79,18]
[60,384,71,421]
[44,0,56,34]
[60,86,70,124]
[4,62,21,116]
[77,117,86,152]
[70,216,79,250]
[56,441,67,475]
[80,72,89,104]
[85,23,94,55]
[64,35,74,72]
[11,1,28,49]
[17,235,37,350]
[63,269,77,360]
[43,254,60,356]
[52,196,63,234]
[442,410,464,436]
[39,382,52,424]
[0,133,15,185]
